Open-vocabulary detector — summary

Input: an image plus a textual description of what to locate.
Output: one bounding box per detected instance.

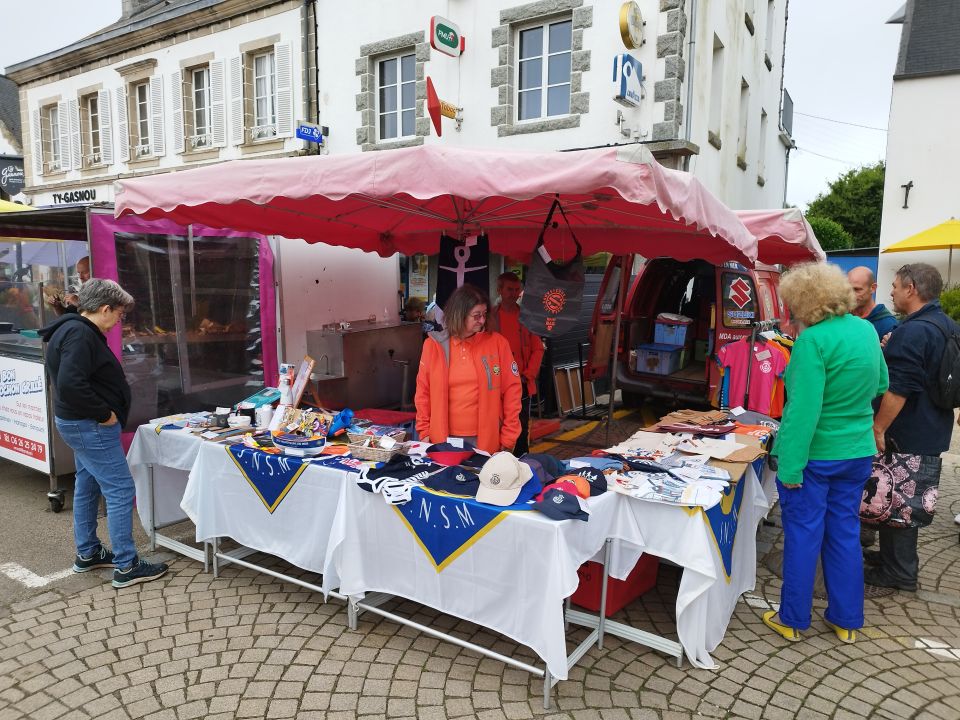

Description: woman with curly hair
[763,263,888,644]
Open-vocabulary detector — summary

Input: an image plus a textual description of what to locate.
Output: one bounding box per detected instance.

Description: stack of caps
[532,467,608,521]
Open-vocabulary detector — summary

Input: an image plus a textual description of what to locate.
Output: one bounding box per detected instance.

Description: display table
[180,441,350,581]
[323,484,628,686]
[127,424,206,563]
[605,458,769,669]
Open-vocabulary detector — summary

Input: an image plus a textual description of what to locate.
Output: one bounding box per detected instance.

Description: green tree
[807,216,854,251]
[806,161,885,248]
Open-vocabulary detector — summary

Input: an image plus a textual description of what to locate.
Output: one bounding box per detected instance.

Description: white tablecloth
[127,425,204,531]
[180,442,349,573]
[322,486,626,681]
[611,462,769,669]
[322,462,768,677]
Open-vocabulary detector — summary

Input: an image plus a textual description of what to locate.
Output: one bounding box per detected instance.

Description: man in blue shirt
[848,266,898,340]
[868,263,954,595]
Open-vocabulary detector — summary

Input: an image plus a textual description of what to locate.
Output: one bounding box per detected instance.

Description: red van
[586,255,790,407]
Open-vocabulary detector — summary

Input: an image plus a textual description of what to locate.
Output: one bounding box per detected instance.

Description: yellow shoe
[762,610,801,642]
[824,619,857,644]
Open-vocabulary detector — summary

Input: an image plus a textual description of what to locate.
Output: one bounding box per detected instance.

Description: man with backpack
[868,263,957,595]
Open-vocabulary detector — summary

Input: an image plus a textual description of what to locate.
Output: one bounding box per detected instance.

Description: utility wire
[795,146,862,166]
[795,111,887,132]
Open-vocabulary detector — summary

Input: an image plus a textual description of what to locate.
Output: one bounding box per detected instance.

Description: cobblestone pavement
[1,414,959,719]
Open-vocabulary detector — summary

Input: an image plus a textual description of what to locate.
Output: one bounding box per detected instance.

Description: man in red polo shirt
[489,271,545,455]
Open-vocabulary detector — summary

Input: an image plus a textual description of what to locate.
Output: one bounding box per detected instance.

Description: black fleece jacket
[39,314,131,426]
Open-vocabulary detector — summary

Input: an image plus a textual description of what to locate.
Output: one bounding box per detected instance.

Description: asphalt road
[0,458,188,609]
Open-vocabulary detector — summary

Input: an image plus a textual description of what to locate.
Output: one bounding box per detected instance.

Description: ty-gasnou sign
[430,15,463,57]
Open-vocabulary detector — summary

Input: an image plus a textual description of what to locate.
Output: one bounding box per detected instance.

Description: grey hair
[78,279,134,313]
[895,263,943,302]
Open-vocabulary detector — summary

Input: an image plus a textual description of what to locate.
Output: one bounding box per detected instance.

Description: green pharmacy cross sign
[430,15,464,57]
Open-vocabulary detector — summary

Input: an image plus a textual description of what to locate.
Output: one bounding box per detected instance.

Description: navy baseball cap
[422,466,480,496]
[534,488,590,522]
[426,442,476,466]
[570,467,608,496]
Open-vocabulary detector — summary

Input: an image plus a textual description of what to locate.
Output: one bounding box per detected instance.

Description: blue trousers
[55,417,137,570]
[777,457,872,631]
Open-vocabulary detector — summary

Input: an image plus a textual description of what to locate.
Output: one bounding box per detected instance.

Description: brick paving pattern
[1,415,959,719]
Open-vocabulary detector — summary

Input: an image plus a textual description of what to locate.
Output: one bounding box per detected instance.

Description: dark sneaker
[112,559,169,589]
[73,546,116,573]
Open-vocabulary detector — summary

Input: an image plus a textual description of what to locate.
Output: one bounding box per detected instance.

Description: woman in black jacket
[41,278,168,589]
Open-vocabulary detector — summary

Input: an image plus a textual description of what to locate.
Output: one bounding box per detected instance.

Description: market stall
[113,144,795,705]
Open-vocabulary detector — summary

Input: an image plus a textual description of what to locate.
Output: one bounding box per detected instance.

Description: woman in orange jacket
[415,285,523,454]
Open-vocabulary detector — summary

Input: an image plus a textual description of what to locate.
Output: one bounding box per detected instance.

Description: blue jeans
[778,457,872,631]
[55,417,137,570]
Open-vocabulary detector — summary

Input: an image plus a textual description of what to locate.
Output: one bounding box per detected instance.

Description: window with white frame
[45,105,63,172]
[516,18,572,122]
[377,53,415,141]
[134,81,151,156]
[192,67,211,148]
[75,94,103,168]
[253,51,277,138]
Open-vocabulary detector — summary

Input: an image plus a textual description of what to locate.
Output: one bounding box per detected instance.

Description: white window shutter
[56,101,71,170]
[171,70,184,154]
[116,87,129,162]
[30,109,43,178]
[68,99,81,170]
[98,89,113,165]
[210,59,226,148]
[149,75,165,156]
[229,55,244,145]
[274,42,293,138]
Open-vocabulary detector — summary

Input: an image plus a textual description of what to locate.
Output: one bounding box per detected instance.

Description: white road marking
[915,637,960,661]
[0,562,75,588]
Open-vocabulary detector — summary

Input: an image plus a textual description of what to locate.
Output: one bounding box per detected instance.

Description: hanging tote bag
[519,199,585,337]
[860,438,942,529]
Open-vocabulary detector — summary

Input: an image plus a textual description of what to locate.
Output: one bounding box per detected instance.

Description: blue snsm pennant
[684,472,746,580]
[227,445,309,513]
[393,487,529,572]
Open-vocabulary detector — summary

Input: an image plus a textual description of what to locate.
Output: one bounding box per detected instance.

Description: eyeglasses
[468,311,488,322]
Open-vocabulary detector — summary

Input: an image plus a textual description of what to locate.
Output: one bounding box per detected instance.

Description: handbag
[860,438,942,529]
[519,199,585,337]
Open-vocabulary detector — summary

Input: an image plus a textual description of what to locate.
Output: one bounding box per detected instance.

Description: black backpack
[917,314,960,409]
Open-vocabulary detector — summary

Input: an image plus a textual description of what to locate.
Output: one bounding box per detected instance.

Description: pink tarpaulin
[115,145,758,265]
[736,208,825,265]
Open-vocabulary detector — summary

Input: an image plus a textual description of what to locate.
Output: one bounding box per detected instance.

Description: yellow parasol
[882,218,960,284]
[0,199,33,213]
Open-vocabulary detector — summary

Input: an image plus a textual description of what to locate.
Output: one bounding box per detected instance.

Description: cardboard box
[571,554,659,616]
[636,343,686,375]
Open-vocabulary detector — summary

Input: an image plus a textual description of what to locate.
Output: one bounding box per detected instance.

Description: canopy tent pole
[950,247,953,286]
[605,255,627,446]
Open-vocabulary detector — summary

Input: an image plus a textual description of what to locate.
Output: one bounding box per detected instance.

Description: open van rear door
[585,254,635,381]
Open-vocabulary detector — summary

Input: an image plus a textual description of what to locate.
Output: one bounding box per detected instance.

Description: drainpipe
[301,0,318,153]
[683,0,698,170]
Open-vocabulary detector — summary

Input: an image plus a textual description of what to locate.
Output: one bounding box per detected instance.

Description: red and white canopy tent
[737,207,824,266]
[116,144,758,265]
[114,144,817,431]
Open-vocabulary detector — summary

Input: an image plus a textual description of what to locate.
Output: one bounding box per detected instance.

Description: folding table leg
[147,464,156,552]
[598,539,612,649]
[543,667,552,710]
[347,597,358,631]
[211,537,220,578]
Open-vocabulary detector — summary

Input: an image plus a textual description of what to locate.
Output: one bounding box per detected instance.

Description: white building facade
[877,0,960,293]
[314,0,793,210]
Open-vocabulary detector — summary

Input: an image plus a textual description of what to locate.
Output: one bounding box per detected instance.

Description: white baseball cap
[476,452,533,506]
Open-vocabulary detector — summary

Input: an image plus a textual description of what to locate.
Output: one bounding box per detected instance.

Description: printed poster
[0,357,50,473]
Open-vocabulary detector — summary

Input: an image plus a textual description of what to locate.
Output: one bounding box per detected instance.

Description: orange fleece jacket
[489,303,545,395]
[415,330,522,454]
